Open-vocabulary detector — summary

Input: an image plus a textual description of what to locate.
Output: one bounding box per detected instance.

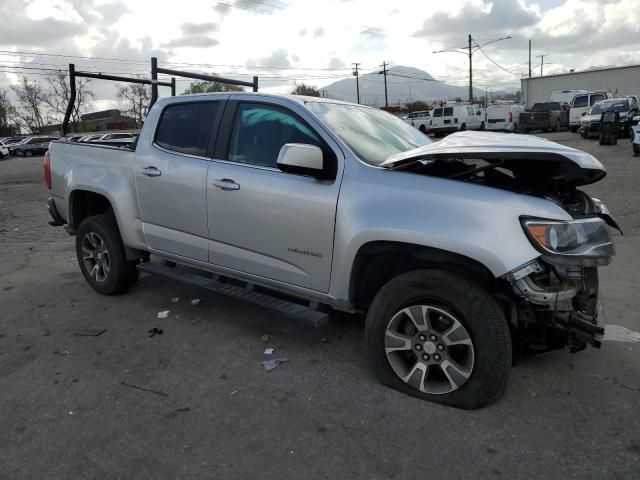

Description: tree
[182,79,244,94]
[0,89,18,136]
[291,82,320,97]
[11,76,49,133]
[44,70,94,131]
[117,82,150,128]
[405,100,430,113]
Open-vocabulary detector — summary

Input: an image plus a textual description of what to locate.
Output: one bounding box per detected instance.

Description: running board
[137,262,329,328]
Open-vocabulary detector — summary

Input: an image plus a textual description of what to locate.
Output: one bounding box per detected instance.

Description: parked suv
[569,91,609,132]
[47,93,617,409]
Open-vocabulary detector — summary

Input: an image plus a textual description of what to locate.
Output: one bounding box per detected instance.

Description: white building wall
[521,65,640,107]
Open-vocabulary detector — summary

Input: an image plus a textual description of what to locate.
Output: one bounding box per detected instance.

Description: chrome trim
[152,142,212,162]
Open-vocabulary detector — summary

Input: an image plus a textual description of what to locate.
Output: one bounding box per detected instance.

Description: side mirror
[582,112,587,116]
[277,143,324,177]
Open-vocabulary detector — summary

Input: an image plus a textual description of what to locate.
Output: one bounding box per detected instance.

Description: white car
[632,115,640,156]
[485,105,526,132]
[569,91,610,132]
[0,141,9,159]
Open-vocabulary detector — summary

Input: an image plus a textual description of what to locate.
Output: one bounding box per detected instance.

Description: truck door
[206,99,343,292]
[134,99,225,262]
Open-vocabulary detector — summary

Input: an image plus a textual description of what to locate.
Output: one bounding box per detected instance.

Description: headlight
[521,217,613,258]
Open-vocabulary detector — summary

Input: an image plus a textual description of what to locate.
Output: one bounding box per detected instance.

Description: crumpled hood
[380,131,606,185]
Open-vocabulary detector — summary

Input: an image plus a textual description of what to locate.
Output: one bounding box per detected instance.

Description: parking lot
[0,131,638,479]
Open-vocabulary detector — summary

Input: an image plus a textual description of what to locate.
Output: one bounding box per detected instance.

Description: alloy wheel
[384,304,475,395]
[81,232,111,283]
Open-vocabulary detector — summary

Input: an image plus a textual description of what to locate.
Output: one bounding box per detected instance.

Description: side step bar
[137,262,329,328]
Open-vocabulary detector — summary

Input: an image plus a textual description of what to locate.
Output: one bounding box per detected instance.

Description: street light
[433,35,512,103]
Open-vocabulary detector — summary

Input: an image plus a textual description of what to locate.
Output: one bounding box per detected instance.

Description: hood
[380,131,606,185]
[581,114,600,123]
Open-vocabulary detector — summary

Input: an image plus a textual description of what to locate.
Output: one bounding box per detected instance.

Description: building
[80,109,137,131]
[521,64,640,107]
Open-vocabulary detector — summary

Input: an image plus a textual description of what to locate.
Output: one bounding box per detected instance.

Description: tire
[25,150,33,157]
[75,214,139,295]
[480,121,485,131]
[570,126,578,133]
[419,125,426,134]
[460,123,466,131]
[554,122,560,132]
[365,269,511,409]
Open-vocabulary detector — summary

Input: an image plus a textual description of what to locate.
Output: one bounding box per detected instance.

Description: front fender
[328,158,571,305]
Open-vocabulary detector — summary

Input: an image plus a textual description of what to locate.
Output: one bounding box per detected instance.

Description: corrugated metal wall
[521,65,640,106]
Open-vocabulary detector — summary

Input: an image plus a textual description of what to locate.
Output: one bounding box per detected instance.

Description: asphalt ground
[0,131,638,479]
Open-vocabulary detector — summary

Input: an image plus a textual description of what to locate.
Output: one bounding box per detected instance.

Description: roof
[162,91,366,108]
[522,63,640,81]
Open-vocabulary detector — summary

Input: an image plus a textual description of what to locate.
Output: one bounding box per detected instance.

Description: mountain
[321,66,485,106]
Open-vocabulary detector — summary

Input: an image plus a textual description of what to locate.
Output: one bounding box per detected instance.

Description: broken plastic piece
[191,298,201,306]
[264,348,274,355]
[261,357,289,371]
[171,297,180,303]
[157,310,169,318]
[73,328,106,337]
[148,328,163,338]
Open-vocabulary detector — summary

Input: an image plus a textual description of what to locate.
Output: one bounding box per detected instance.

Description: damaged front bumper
[505,259,607,352]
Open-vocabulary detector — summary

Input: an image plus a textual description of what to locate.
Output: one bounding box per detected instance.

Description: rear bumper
[47,197,65,226]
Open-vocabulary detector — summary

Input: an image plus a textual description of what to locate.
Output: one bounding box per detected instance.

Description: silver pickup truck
[46,93,618,409]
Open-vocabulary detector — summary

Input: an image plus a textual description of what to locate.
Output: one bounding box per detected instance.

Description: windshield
[590,100,629,114]
[306,101,432,166]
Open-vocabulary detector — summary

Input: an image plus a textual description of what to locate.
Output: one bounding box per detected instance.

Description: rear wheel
[480,121,485,131]
[570,126,578,133]
[75,214,139,295]
[460,123,466,131]
[365,270,511,409]
[419,125,426,133]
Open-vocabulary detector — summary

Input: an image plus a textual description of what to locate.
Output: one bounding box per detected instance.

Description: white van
[430,105,483,135]
[569,91,610,132]
[485,104,526,132]
[550,90,586,106]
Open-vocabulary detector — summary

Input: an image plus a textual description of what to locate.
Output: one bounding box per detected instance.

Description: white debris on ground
[264,348,274,355]
[157,311,170,319]
[171,297,180,303]
[191,298,200,306]
[261,358,288,371]
[603,324,640,343]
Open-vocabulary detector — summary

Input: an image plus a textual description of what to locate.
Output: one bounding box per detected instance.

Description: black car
[579,98,639,139]
[13,137,58,156]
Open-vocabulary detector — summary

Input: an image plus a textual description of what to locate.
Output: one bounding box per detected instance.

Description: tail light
[509,112,513,123]
[44,150,51,189]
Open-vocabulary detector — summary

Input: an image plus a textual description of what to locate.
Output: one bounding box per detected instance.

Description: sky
[1,0,639,110]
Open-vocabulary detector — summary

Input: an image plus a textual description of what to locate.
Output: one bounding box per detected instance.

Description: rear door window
[590,94,605,105]
[573,95,588,108]
[155,102,219,157]
[444,107,453,116]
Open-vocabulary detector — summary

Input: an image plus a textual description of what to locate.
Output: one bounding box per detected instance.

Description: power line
[472,41,521,76]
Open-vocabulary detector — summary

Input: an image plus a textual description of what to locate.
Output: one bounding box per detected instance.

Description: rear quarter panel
[48,142,147,250]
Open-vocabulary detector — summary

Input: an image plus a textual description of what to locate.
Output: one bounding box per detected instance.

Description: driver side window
[227,103,323,168]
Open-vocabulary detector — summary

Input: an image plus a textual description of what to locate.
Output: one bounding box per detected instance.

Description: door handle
[211,178,240,191]
[141,166,161,177]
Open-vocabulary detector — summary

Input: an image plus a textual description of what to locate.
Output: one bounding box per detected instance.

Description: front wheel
[75,214,139,295]
[365,270,511,409]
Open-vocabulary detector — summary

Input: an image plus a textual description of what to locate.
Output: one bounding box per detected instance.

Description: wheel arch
[349,241,497,311]
[68,188,146,261]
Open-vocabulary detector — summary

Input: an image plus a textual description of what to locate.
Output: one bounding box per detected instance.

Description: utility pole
[468,34,473,104]
[536,53,549,76]
[352,63,360,104]
[379,62,389,107]
[528,39,532,78]
[380,62,389,107]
